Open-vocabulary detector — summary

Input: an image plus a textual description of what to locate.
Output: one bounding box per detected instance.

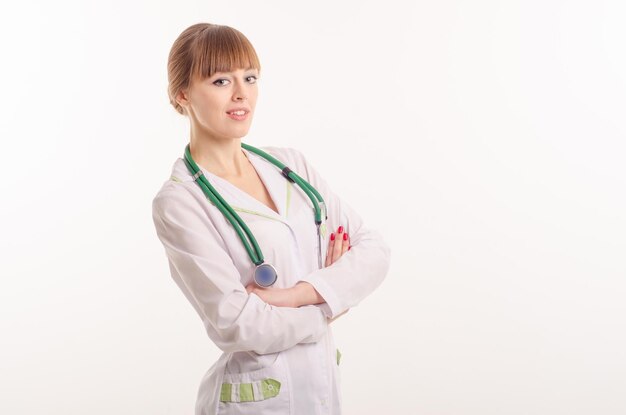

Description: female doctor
[152,22,391,415]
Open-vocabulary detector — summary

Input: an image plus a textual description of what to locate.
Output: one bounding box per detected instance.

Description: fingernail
[348,246,351,250]
[338,226,343,233]
[343,232,348,241]
[330,233,335,241]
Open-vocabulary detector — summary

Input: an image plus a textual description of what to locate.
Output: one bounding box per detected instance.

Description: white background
[1,1,625,414]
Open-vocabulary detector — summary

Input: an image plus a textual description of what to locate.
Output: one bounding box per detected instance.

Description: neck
[189,130,250,179]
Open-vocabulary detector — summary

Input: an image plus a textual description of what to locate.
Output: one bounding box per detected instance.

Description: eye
[212,75,258,87]
[213,78,230,87]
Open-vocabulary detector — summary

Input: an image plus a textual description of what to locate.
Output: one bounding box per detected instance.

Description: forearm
[245,281,326,308]
[209,292,328,354]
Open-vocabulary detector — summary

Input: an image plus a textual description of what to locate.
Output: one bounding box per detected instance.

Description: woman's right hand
[325,225,351,267]
[322,225,351,322]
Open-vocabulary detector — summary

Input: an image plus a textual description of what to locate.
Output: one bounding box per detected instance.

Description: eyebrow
[215,67,257,74]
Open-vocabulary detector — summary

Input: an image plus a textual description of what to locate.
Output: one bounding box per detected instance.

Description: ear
[176,89,190,109]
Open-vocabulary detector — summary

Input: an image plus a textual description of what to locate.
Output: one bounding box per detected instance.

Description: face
[177,67,259,140]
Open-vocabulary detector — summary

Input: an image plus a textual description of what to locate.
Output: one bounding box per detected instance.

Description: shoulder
[152,182,188,222]
[152,163,203,221]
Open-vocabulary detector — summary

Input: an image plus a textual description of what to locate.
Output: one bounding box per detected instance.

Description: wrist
[294,281,323,307]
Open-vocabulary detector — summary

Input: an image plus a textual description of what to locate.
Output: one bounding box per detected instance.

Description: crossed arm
[245,224,352,321]
[152,147,390,353]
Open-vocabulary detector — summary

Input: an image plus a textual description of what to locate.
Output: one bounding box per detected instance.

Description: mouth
[226,109,250,121]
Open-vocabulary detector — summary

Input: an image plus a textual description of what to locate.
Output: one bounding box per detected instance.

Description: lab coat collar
[169,147,290,225]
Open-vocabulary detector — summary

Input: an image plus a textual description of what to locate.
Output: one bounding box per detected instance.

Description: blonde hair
[167,23,261,115]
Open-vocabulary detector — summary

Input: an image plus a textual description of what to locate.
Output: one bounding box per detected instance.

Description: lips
[226,108,250,115]
[226,108,250,121]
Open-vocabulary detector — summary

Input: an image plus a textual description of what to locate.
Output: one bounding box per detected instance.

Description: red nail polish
[338,226,343,233]
[348,246,351,250]
[330,233,335,241]
[343,232,348,241]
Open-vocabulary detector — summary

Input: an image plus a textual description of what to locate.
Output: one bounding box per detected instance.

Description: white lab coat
[152,146,391,415]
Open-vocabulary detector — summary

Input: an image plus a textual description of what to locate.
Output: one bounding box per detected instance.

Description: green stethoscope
[183,142,328,288]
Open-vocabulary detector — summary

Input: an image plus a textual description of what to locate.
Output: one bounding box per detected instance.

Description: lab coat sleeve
[289,148,392,319]
[152,186,328,355]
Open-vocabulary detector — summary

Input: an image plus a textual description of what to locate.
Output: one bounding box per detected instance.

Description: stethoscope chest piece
[253,263,278,288]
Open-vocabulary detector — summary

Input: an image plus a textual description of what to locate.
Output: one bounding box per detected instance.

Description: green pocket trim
[220,383,232,402]
[336,349,342,365]
[220,378,281,403]
[260,379,281,399]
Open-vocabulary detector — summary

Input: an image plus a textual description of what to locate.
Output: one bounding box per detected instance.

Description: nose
[233,83,247,102]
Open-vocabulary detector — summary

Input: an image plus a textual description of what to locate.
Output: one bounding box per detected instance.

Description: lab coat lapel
[242,147,288,219]
[172,149,290,226]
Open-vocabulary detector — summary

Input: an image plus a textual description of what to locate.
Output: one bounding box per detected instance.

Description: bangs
[190,26,261,81]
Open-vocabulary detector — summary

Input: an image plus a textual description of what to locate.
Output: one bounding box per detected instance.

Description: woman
[152,22,391,415]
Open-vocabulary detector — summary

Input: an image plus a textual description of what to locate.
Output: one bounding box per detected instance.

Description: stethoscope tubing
[242,143,327,224]
[183,143,327,269]
[183,147,264,265]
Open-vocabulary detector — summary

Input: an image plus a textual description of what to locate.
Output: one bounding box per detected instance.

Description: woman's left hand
[245,283,298,308]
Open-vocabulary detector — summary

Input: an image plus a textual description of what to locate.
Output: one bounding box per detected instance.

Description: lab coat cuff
[296,275,343,319]
[315,303,333,319]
